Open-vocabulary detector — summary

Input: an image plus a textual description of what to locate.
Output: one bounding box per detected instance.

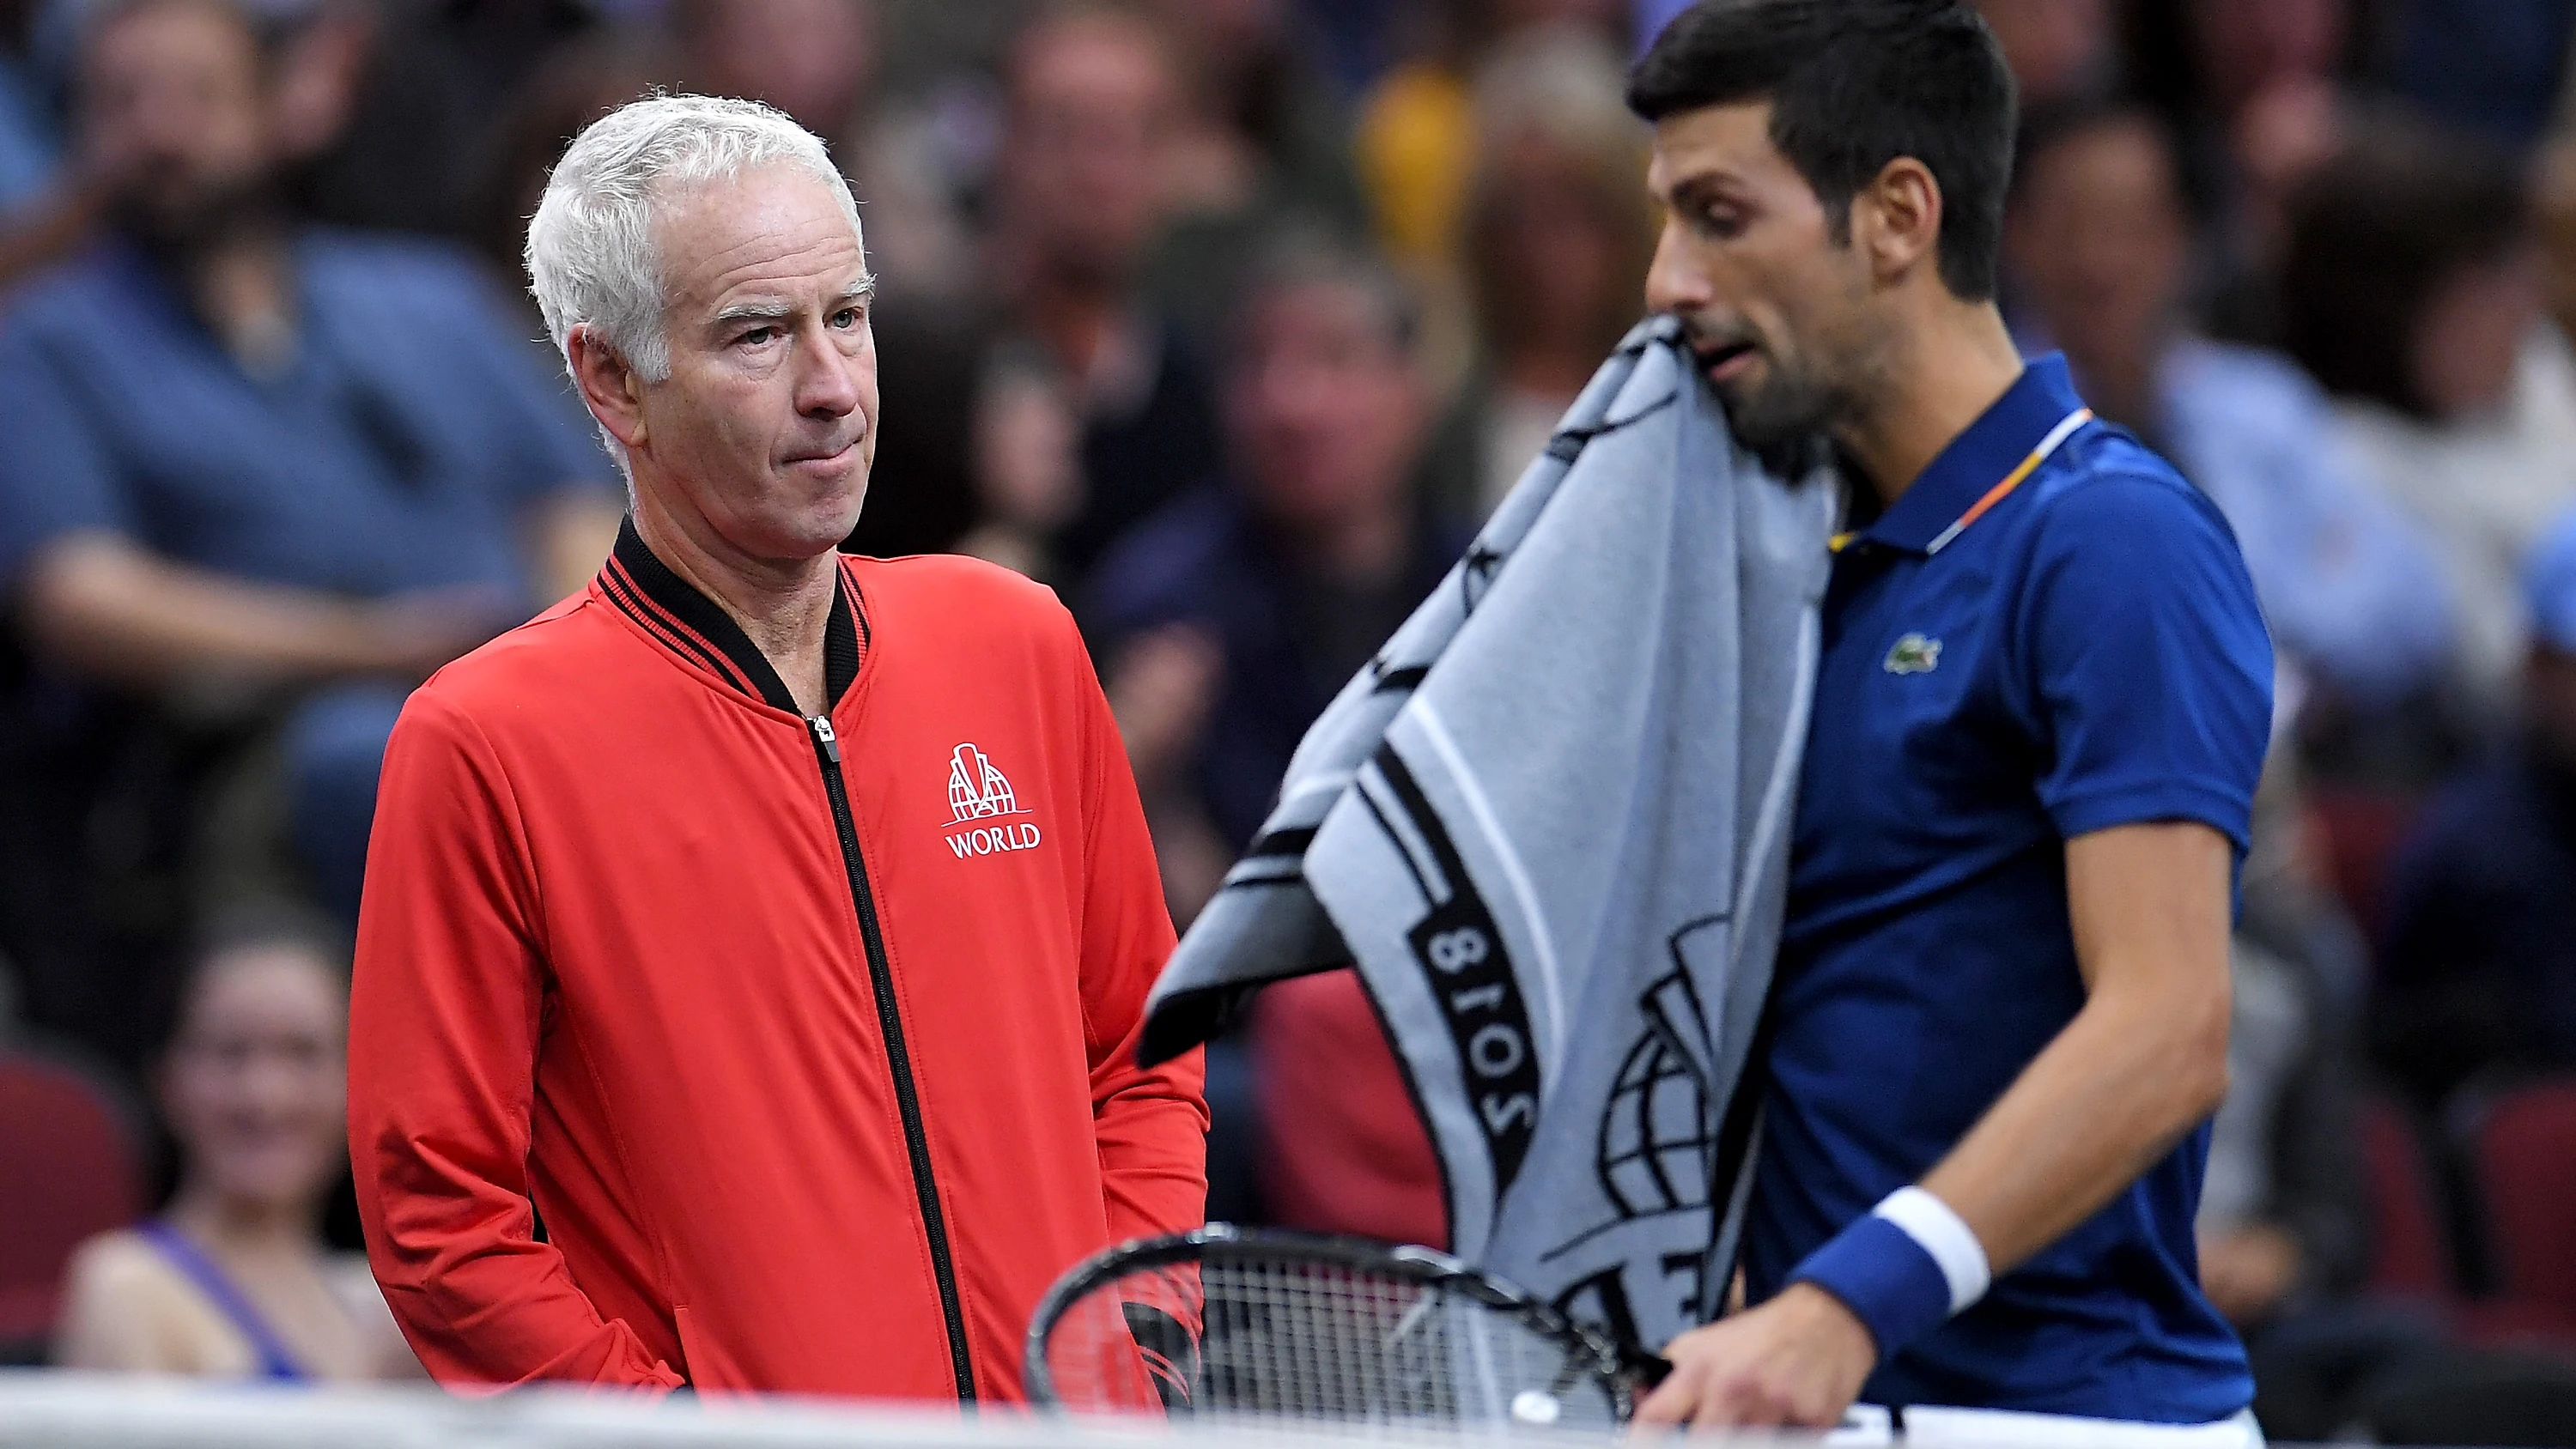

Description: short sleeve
[2018,470,2275,852]
[0,321,135,592]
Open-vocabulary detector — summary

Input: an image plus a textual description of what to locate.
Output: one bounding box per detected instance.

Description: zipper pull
[809,715,841,763]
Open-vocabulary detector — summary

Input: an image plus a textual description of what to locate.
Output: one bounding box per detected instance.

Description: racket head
[1024,1224,1655,1428]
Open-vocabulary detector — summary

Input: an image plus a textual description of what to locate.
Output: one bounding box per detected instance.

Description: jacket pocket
[671,1306,750,1395]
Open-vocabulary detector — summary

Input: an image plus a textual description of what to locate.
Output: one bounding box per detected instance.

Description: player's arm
[1638,825,2232,1431]
[1922,822,2233,1261]
[1063,607,1212,1240]
[349,691,684,1391]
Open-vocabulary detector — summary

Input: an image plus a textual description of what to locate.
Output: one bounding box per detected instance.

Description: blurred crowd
[6,0,2576,1436]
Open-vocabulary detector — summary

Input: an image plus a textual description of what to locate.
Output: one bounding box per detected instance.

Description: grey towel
[1139,318,1837,1350]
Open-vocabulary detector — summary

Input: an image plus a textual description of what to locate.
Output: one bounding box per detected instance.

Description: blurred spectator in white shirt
[2281,121,2576,724]
[2006,100,2455,712]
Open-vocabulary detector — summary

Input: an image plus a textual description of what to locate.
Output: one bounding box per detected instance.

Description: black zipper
[805,714,977,1402]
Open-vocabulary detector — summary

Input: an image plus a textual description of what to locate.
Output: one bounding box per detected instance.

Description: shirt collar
[598,517,866,714]
[1858,354,2090,555]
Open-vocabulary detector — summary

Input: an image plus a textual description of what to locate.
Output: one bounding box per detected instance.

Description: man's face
[999,20,1176,288]
[79,0,274,248]
[633,164,878,561]
[1229,281,1425,536]
[1643,100,1888,451]
[2006,120,2189,378]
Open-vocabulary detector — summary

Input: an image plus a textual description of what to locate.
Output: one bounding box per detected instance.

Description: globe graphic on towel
[1598,1027,1714,1219]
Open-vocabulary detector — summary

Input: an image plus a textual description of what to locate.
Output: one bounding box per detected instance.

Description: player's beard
[1716,355,1842,450]
[1698,343,1850,480]
[1697,313,1892,478]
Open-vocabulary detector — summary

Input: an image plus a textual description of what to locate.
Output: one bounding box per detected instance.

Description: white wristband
[1872,1185,1990,1314]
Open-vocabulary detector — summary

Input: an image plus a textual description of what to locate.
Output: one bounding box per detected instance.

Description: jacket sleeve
[1064,611,1211,1241]
[348,688,683,1391]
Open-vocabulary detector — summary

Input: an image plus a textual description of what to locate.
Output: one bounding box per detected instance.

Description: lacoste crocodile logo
[1883,634,1943,676]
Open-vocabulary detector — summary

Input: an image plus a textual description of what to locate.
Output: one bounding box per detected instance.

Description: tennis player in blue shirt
[1626,3,2273,1440]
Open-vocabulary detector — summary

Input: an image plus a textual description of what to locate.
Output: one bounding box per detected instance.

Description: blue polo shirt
[0,232,612,603]
[1743,356,2271,1422]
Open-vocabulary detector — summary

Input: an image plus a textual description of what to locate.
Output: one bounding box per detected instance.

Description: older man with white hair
[345,94,1207,1399]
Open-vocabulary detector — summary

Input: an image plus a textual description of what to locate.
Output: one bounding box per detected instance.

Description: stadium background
[4,0,2576,1440]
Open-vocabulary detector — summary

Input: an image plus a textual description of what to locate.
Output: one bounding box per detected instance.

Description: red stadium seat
[2471,1081,2576,1319]
[0,1050,142,1353]
[2304,791,2425,941]
[2361,1089,2457,1304]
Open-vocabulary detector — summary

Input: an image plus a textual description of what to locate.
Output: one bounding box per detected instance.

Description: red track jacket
[349,524,1207,1400]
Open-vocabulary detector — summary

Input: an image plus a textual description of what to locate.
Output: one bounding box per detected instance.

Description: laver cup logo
[945,743,1041,858]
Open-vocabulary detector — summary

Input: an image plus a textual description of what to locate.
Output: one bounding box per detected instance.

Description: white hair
[526,93,862,386]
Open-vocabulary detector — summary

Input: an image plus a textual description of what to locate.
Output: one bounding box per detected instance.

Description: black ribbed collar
[598,518,865,714]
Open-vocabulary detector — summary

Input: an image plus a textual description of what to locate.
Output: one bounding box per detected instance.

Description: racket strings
[1039,1254,1625,1429]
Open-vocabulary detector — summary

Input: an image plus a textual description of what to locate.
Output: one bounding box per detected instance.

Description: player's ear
[1856,156,1943,286]
[568,324,650,452]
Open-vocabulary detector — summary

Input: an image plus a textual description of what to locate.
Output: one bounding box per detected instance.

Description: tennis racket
[1024,1224,1671,1429]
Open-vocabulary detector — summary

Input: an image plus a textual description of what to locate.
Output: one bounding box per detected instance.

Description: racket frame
[1022,1223,1672,1416]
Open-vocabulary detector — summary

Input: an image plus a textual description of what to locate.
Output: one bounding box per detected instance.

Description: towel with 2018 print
[1136,314,1837,1356]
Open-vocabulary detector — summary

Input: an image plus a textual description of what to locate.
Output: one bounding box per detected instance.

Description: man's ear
[568,324,650,454]
[1856,156,1945,287]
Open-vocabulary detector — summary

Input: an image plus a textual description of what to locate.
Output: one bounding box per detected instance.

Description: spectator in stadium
[1090,233,1463,906]
[985,3,1224,579]
[0,0,623,928]
[2126,0,2356,342]
[1422,25,1655,523]
[2004,100,2454,709]
[1133,0,1370,350]
[289,0,597,239]
[1087,233,1460,1237]
[2281,122,2576,724]
[349,94,1205,1398]
[956,344,1084,584]
[2375,510,2576,1111]
[1352,0,1629,288]
[54,929,417,1379]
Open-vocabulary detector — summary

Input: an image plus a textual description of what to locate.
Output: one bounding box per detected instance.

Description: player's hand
[1634,1282,1877,1433]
